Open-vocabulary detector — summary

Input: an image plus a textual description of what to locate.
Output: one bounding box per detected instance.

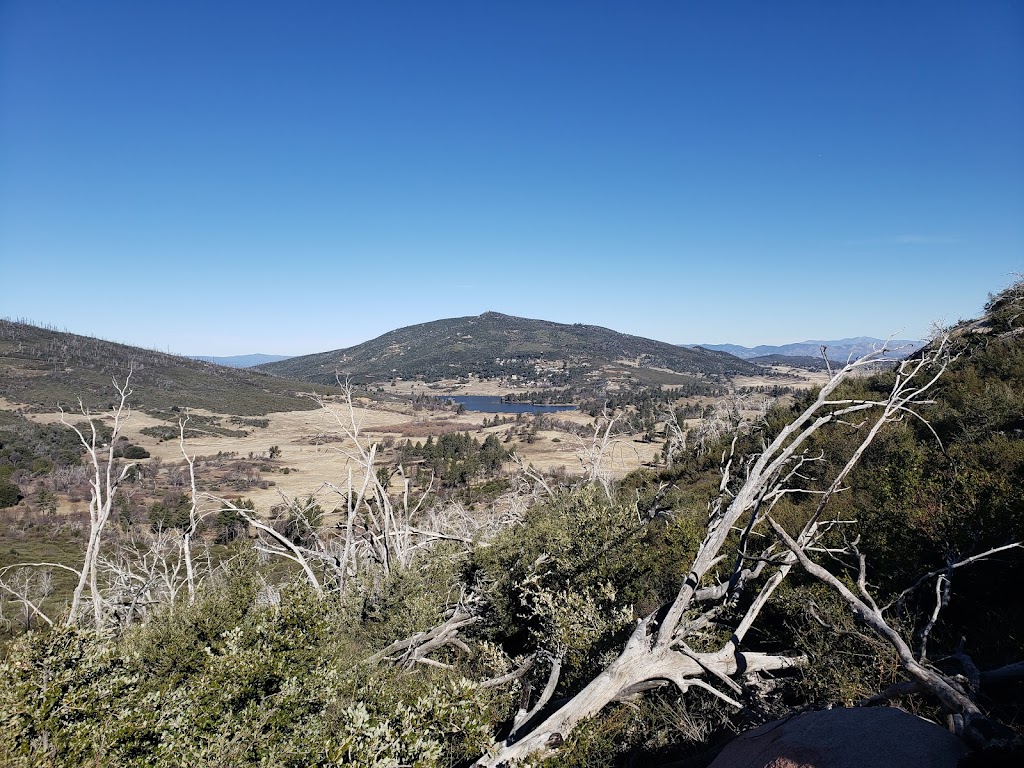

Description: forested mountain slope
[259,311,762,385]
[0,320,326,415]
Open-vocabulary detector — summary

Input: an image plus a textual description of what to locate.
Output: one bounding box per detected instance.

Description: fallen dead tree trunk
[474,339,960,766]
[478,619,803,765]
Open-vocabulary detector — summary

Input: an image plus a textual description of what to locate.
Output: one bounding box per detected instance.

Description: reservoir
[445,395,577,414]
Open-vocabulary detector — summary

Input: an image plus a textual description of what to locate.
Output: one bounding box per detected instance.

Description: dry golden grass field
[1,362,826,518]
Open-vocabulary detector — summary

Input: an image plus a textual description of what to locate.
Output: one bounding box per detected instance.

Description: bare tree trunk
[61,370,137,627]
[573,408,621,498]
[178,414,203,603]
[478,614,801,766]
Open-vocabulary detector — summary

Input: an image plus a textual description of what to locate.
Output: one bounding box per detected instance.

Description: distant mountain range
[259,312,762,386]
[691,337,924,362]
[190,354,291,368]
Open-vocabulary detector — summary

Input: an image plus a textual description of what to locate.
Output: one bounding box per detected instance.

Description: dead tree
[98,527,188,624]
[59,369,138,627]
[177,413,211,603]
[0,564,57,629]
[772,524,1021,748]
[572,408,622,499]
[365,592,482,670]
[690,393,770,458]
[315,380,432,579]
[216,382,510,596]
[69,413,213,625]
[475,340,953,766]
[226,499,328,594]
[659,405,688,469]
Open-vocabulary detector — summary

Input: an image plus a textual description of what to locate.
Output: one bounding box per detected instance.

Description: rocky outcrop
[708,707,969,768]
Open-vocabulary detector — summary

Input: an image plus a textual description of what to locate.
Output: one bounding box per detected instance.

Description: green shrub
[148,492,192,529]
[0,479,22,508]
[0,627,156,767]
[467,486,702,690]
[0,563,499,768]
[114,443,150,459]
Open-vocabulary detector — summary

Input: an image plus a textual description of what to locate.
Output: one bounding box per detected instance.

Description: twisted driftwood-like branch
[365,604,480,669]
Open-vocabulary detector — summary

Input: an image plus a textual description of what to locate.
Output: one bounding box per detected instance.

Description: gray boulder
[708,707,969,768]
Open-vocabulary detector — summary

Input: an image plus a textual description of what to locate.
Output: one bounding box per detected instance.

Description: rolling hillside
[0,320,329,415]
[259,311,762,386]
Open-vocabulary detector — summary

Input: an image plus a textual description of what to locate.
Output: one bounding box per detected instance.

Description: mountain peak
[260,312,762,384]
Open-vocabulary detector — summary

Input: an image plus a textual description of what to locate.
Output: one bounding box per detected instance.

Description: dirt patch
[385,378,541,397]
[730,365,830,390]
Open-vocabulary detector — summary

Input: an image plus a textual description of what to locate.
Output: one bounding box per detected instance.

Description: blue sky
[1,1,1021,355]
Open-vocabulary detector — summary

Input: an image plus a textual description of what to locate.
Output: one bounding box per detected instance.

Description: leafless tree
[52,465,90,494]
[509,452,554,498]
[5,369,218,630]
[215,381,512,597]
[98,527,187,625]
[365,591,482,670]
[772,524,1021,747]
[0,564,57,629]
[176,413,210,602]
[693,392,770,457]
[572,408,622,498]
[59,369,138,627]
[225,497,328,594]
[660,405,688,469]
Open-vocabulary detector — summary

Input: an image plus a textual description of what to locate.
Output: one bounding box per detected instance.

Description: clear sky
[1,1,1021,355]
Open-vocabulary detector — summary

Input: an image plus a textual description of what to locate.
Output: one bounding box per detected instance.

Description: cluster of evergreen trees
[397,432,509,489]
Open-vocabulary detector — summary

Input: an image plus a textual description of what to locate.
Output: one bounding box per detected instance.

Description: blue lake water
[445,395,576,414]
